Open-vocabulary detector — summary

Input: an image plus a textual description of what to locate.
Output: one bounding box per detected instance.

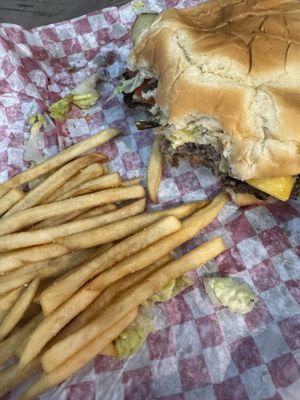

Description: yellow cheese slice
[247,176,296,201]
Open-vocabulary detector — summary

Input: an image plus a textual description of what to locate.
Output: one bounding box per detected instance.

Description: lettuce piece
[29,113,45,135]
[113,72,146,96]
[204,277,257,314]
[144,275,193,308]
[114,275,193,358]
[25,113,47,165]
[49,95,72,122]
[71,74,100,108]
[132,0,146,13]
[114,313,154,358]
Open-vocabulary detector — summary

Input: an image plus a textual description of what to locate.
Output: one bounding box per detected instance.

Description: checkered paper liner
[0,0,300,399]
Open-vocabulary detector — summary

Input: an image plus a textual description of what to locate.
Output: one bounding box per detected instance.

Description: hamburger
[117,0,300,202]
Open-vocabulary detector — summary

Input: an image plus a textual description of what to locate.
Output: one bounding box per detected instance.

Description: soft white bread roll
[129,0,300,181]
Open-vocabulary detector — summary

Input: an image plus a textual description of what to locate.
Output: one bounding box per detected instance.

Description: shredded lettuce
[49,74,100,121]
[25,113,47,165]
[71,73,100,108]
[114,313,154,358]
[49,95,72,123]
[204,277,257,314]
[29,113,45,135]
[132,0,146,13]
[144,275,193,308]
[114,274,193,358]
[113,72,146,96]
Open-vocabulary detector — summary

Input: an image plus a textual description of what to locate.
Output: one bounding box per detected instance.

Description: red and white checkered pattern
[0,1,300,399]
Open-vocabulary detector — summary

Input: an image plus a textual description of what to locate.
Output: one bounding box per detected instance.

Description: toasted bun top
[129,0,300,180]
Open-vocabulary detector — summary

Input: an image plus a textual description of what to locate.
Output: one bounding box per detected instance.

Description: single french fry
[0,128,120,198]
[29,210,87,230]
[0,357,40,397]
[5,154,107,217]
[73,204,117,220]
[0,278,40,341]
[0,199,145,252]
[0,287,23,324]
[31,203,116,230]
[0,313,43,364]
[55,254,172,341]
[0,248,97,294]
[55,173,122,201]
[41,238,226,373]
[40,216,181,315]
[121,177,143,187]
[147,135,163,203]
[100,342,117,357]
[20,309,137,400]
[46,162,106,203]
[56,200,207,250]
[0,188,25,216]
[0,185,145,235]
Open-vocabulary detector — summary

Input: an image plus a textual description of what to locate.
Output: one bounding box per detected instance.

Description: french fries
[122,176,143,187]
[5,154,107,216]
[0,357,40,398]
[147,135,163,203]
[47,162,107,202]
[56,200,207,250]
[30,203,116,230]
[20,309,138,400]
[56,254,173,341]
[0,278,40,341]
[0,287,23,324]
[73,203,117,220]
[0,188,25,216]
[0,185,145,235]
[0,132,229,400]
[41,238,225,373]
[55,172,122,200]
[0,248,97,294]
[40,216,181,315]
[0,199,145,251]
[0,313,43,364]
[0,128,120,198]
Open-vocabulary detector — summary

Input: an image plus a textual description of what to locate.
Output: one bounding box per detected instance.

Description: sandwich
[117,0,300,203]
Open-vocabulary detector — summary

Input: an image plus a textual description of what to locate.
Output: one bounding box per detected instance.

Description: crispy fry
[55,254,172,341]
[73,203,117,220]
[55,172,122,200]
[0,185,145,235]
[0,278,40,341]
[5,154,107,217]
[0,188,25,216]
[29,210,87,230]
[0,287,23,324]
[47,162,106,203]
[147,135,163,203]
[0,357,40,397]
[20,309,138,400]
[121,177,143,187]
[41,238,226,373]
[0,128,120,198]
[0,313,43,364]
[0,199,145,251]
[40,216,181,315]
[0,248,97,294]
[57,200,207,250]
